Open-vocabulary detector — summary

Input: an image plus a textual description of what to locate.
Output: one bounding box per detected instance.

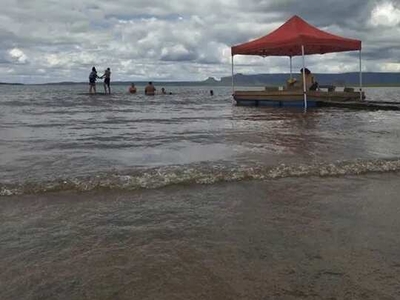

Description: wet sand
[1,173,400,299]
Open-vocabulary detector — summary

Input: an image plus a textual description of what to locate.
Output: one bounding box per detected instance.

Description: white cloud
[0,0,399,83]
[8,48,28,64]
[370,1,400,27]
[381,62,400,72]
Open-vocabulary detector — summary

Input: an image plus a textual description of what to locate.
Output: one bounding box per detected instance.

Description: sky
[0,0,399,83]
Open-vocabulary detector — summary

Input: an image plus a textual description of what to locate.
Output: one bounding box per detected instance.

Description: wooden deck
[234,90,365,102]
[231,90,400,110]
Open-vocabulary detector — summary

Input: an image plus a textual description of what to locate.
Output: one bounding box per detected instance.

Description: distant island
[0,82,23,85]
[2,72,400,86]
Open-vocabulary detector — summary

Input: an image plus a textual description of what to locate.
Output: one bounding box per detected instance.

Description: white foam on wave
[1,158,400,196]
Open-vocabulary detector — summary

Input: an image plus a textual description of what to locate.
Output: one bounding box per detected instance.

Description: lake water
[1,84,400,299]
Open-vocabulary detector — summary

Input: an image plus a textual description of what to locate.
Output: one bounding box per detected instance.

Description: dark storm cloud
[362,46,400,61]
[160,49,198,62]
[256,0,374,28]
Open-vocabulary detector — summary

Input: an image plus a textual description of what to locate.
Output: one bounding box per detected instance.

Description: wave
[1,158,400,196]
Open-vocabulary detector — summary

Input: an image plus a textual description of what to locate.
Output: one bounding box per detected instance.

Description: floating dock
[233,90,400,111]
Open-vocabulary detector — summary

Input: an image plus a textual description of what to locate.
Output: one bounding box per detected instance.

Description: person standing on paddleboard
[89,67,100,94]
[101,68,112,94]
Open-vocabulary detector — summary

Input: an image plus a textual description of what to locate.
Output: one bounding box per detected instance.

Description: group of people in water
[88,67,173,95]
[88,65,316,95]
[128,82,172,95]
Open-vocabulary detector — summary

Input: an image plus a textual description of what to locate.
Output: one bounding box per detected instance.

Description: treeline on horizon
[1,72,400,86]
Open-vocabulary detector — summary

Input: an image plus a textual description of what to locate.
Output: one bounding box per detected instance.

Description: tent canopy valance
[231,15,361,57]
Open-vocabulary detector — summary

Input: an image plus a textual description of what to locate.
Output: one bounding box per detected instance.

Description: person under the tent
[300,68,319,91]
[288,68,318,91]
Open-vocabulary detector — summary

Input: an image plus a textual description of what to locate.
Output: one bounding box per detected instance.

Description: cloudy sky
[1,0,399,83]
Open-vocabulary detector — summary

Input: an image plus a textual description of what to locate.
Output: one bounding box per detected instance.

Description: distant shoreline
[2,83,400,87]
[2,82,400,87]
[1,72,400,86]
[0,82,24,86]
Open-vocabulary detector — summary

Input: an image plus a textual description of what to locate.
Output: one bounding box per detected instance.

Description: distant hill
[46,77,220,86]
[220,72,400,86]
[44,81,205,86]
[0,82,23,85]
[202,77,220,85]
[2,73,400,86]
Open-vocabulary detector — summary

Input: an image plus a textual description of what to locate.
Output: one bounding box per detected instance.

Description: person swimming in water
[129,83,137,94]
[145,82,156,95]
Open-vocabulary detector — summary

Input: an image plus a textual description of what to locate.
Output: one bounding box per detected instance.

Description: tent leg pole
[301,45,307,110]
[359,49,363,101]
[290,56,293,79]
[231,55,235,96]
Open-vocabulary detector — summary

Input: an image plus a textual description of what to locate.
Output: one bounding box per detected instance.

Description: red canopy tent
[231,15,361,57]
[230,15,363,106]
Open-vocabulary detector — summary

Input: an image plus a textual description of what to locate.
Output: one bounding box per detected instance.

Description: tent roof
[231,15,361,57]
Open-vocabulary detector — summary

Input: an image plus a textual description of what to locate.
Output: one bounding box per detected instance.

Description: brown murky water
[1,85,400,299]
[2,173,400,299]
